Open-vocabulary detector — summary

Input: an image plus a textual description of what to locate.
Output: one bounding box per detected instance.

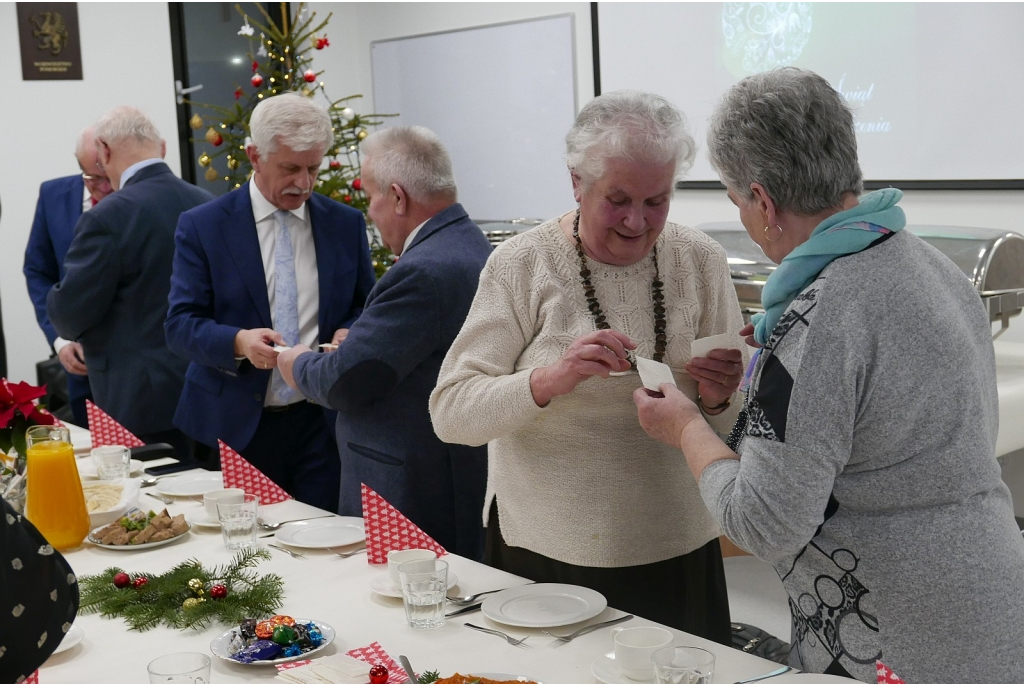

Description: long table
[37,470,788,684]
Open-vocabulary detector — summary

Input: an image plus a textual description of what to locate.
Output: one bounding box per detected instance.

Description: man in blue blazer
[47,107,214,457]
[279,127,491,559]
[23,127,111,426]
[166,93,375,511]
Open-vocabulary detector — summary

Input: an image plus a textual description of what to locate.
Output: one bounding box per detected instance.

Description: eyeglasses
[82,172,110,185]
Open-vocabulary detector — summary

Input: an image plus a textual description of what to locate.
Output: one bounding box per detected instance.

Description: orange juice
[25,439,91,550]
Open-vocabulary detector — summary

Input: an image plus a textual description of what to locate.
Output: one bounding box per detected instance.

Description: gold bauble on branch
[197,153,211,167]
[226,156,239,170]
[204,127,220,144]
[204,167,219,182]
[182,597,205,610]
[189,114,204,130]
[356,129,368,140]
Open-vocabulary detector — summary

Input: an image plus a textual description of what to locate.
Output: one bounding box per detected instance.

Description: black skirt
[485,500,732,646]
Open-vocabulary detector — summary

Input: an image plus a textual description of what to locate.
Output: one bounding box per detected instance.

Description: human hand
[58,342,88,376]
[633,383,703,448]
[277,344,312,389]
[331,328,349,345]
[234,328,285,370]
[685,347,743,410]
[739,322,761,349]
[529,329,636,406]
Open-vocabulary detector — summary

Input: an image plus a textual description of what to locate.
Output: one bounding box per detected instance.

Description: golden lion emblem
[31,11,69,56]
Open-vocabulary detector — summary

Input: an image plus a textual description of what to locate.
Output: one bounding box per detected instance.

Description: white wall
[0,2,180,384]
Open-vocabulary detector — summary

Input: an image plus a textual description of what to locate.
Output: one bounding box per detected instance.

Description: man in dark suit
[47,107,214,457]
[165,93,375,511]
[278,126,491,559]
[24,126,111,426]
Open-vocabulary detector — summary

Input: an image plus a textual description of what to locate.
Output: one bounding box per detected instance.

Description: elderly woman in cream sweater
[429,91,746,641]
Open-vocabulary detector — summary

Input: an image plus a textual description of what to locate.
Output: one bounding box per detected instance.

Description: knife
[398,654,417,684]
[734,665,792,683]
[445,602,482,617]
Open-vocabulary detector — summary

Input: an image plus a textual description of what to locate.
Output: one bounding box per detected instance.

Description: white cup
[387,549,436,586]
[203,488,244,521]
[612,626,674,681]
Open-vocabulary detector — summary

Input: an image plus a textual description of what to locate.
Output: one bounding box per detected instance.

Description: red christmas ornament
[351,177,362,191]
[343,195,352,203]
[234,87,244,100]
[369,664,387,684]
[211,133,224,147]
[209,584,227,599]
[329,160,341,169]
[303,70,317,83]
[315,36,330,50]
[113,572,130,588]
[132,576,149,589]
[251,74,264,88]
[251,60,259,73]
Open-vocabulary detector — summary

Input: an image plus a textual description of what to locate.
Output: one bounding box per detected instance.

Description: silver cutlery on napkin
[734,666,792,683]
[398,655,417,684]
[257,514,336,531]
[543,613,634,643]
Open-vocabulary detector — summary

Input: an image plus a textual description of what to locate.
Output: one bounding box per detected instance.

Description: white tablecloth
[38,477,784,684]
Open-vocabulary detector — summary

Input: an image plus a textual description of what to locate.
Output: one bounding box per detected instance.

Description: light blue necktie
[269,210,300,405]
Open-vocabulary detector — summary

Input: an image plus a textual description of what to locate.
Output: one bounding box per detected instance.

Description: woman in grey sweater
[635,67,1024,683]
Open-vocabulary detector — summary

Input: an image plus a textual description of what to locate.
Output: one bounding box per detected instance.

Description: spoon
[257,514,336,531]
[447,581,535,605]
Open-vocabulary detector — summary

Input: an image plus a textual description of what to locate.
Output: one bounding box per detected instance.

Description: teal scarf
[752,188,906,345]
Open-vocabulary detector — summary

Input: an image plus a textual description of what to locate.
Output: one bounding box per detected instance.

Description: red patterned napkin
[276,659,312,671]
[876,660,906,684]
[86,401,144,448]
[24,670,39,684]
[361,483,447,564]
[347,642,406,684]
[218,440,292,504]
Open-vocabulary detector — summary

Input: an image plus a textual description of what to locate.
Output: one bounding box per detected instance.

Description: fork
[267,543,305,559]
[543,613,634,643]
[329,545,367,558]
[146,492,173,505]
[447,582,535,605]
[464,623,530,647]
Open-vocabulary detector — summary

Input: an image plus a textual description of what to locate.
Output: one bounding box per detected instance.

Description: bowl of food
[83,478,140,528]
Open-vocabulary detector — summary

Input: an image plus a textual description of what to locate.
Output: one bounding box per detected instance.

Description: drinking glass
[652,646,716,684]
[25,425,90,550]
[91,445,131,480]
[217,493,259,549]
[147,652,211,683]
[399,558,448,629]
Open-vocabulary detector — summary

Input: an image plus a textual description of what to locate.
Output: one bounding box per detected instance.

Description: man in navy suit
[166,93,375,511]
[23,127,111,426]
[48,107,214,457]
[278,127,491,558]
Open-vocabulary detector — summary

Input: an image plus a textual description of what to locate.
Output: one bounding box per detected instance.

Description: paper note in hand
[272,345,291,354]
[691,332,745,360]
[636,356,677,393]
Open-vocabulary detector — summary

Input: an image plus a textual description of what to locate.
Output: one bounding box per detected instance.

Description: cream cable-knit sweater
[430,218,746,567]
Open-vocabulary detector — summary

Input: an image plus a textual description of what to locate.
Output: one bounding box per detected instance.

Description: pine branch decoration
[78,548,284,631]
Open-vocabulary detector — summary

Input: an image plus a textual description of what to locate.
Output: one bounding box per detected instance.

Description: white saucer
[188,511,221,529]
[369,572,459,598]
[155,472,223,497]
[52,623,84,655]
[593,652,654,684]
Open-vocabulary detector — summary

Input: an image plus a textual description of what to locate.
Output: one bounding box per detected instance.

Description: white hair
[249,93,333,155]
[566,91,696,190]
[75,126,97,158]
[361,126,457,203]
[94,107,161,148]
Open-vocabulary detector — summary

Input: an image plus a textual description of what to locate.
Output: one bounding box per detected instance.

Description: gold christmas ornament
[205,167,219,182]
[356,129,368,140]
[227,156,239,170]
[189,114,204,130]
[197,153,211,167]
[204,127,220,144]
[182,597,205,610]
[330,190,342,199]
[188,578,204,592]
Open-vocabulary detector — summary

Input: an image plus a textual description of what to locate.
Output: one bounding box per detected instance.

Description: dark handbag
[731,622,791,665]
[35,356,73,422]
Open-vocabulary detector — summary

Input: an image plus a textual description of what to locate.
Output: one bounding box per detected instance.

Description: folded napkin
[876,661,905,684]
[218,440,292,505]
[361,483,447,564]
[25,670,39,684]
[347,642,407,684]
[276,654,371,684]
[86,401,145,448]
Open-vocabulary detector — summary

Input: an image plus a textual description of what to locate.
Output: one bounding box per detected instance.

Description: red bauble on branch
[315,36,330,50]
[329,160,341,169]
[343,195,352,203]
[303,70,317,83]
[369,664,387,684]
[251,74,264,88]
[209,584,228,600]
[112,572,130,589]
[234,87,244,100]
[132,576,149,589]
[251,60,259,73]
[351,178,362,191]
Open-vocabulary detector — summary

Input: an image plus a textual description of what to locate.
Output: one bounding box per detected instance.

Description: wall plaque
[17,2,83,80]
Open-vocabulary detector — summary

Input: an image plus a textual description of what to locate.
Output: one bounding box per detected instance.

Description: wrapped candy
[255,619,275,639]
[226,631,246,656]
[239,618,257,641]
[303,622,324,647]
[270,614,296,627]
[231,639,282,663]
[272,624,297,646]
[283,643,303,657]
[292,623,311,649]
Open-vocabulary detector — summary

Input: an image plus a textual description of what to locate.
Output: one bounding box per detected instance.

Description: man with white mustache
[165,93,375,511]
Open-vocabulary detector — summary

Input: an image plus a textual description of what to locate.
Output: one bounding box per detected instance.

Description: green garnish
[418,671,440,683]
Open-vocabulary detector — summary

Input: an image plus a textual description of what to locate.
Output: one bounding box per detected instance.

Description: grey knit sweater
[700,230,1024,683]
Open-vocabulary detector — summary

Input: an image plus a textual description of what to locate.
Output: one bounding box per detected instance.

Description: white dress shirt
[250,181,320,406]
[401,219,429,256]
[119,157,164,187]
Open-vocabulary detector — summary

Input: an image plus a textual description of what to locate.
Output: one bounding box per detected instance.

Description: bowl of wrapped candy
[210,614,335,665]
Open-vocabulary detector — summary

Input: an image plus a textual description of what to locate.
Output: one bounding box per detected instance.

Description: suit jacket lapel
[65,176,85,232]
[308,195,334,341]
[223,183,272,327]
[404,203,469,255]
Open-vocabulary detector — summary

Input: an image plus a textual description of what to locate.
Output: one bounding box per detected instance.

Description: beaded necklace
[571,208,667,368]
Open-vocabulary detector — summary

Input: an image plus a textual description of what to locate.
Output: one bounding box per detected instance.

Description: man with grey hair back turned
[277,126,491,558]
[47,107,213,458]
[166,93,375,511]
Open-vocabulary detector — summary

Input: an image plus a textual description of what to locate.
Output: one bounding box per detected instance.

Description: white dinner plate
[155,472,223,497]
[481,583,607,628]
[273,517,364,549]
[593,652,654,684]
[187,511,221,529]
[369,571,459,598]
[77,458,144,479]
[52,624,84,655]
[209,618,335,666]
[87,521,191,550]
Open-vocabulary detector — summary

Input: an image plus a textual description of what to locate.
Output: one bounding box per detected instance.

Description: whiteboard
[371,15,577,220]
[598,2,1024,187]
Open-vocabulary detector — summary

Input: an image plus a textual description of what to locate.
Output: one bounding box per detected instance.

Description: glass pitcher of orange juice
[25,425,91,550]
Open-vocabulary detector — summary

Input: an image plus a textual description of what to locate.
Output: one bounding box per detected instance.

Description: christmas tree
[187,2,396,276]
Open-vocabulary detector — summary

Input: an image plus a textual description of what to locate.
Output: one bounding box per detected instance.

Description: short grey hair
[707,67,864,215]
[566,91,696,189]
[95,107,161,148]
[250,93,333,155]
[361,126,457,203]
[75,126,97,158]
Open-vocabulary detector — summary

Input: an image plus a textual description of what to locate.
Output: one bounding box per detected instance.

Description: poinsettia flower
[0,379,55,428]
